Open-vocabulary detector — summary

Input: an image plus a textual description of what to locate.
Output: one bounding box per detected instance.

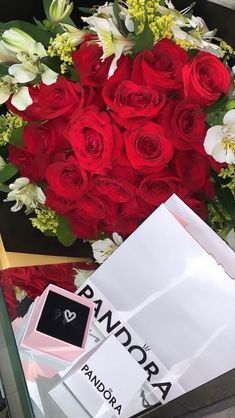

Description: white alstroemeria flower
[172,25,223,57]
[92,232,123,264]
[96,2,134,32]
[1,28,37,54]
[82,15,133,77]
[1,28,58,86]
[73,268,95,288]
[4,177,46,214]
[225,228,235,251]
[9,51,57,85]
[0,41,18,64]
[204,109,235,164]
[0,75,33,110]
[49,0,73,26]
[60,24,87,46]
[0,156,6,171]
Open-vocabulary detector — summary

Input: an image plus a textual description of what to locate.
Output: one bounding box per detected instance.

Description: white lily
[49,0,73,26]
[82,15,133,77]
[0,75,33,110]
[96,2,134,31]
[91,232,123,264]
[4,177,46,214]
[204,109,235,164]
[225,228,235,251]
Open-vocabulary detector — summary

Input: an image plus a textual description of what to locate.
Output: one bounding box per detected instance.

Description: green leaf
[131,16,154,55]
[207,94,228,114]
[213,173,235,225]
[43,229,56,237]
[0,21,50,45]
[113,0,129,37]
[225,99,235,111]
[41,56,62,73]
[0,183,10,193]
[9,126,24,147]
[68,67,80,82]
[78,7,96,15]
[0,163,18,183]
[43,0,51,19]
[206,110,224,127]
[33,18,48,31]
[57,216,77,246]
[0,65,9,76]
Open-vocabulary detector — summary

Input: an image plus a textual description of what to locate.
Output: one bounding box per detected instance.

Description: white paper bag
[77,201,235,412]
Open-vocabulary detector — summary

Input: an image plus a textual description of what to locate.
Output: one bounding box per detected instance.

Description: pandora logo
[81,364,122,415]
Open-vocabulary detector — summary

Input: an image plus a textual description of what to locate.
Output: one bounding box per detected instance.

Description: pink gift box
[20,284,94,362]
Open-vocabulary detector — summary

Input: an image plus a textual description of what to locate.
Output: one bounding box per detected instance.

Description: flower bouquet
[0,0,234,250]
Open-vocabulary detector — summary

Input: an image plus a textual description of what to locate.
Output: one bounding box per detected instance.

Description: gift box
[20,284,94,362]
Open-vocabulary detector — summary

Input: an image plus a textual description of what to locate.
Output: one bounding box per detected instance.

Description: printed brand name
[81,364,122,415]
[78,284,172,402]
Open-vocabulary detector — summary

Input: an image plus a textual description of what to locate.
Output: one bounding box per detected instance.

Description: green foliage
[0,163,18,183]
[206,110,225,127]
[131,16,154,55]
[57,216,77,246]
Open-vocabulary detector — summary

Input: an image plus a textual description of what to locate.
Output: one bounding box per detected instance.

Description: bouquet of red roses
[0,0,234,249]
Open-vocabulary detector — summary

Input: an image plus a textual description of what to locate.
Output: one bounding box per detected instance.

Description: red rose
[7,77,85,121]
[68,209,100,239]
[45,187,78,215]
[182,51,231,106]
[173,150,212,195]
[23,119,68,156]
[124,122,174,173]
[162,98,207,154]
[8,145,49,182]
[73,36,113,88]
[139,172,184,205]
[38,76,85,119]
[104,80,166,128]
[45,156,89,199]
[67,107,122,174]
[94,176,136,203]
[131,38,188,93]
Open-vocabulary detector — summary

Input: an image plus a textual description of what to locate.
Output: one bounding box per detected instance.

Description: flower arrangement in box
[0,0,234,250]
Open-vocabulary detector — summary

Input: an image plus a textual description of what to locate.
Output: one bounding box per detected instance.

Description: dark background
[0,0,235,256]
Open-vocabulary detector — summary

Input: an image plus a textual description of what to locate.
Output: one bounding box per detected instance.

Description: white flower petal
[223,109,235,126]
[211,141,227,162]
[0,91,10,104]
[11,87,33,111]
[9,64,36,83]
[29,41,47,58]
[204,126,223,154]
[0,41,17,64]
[225,147,235,164]
[41,68,58,85]
[2,28,35,54]
[112,232,123,246]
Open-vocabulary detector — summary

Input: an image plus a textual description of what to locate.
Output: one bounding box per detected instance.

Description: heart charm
[64,309,77,323]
